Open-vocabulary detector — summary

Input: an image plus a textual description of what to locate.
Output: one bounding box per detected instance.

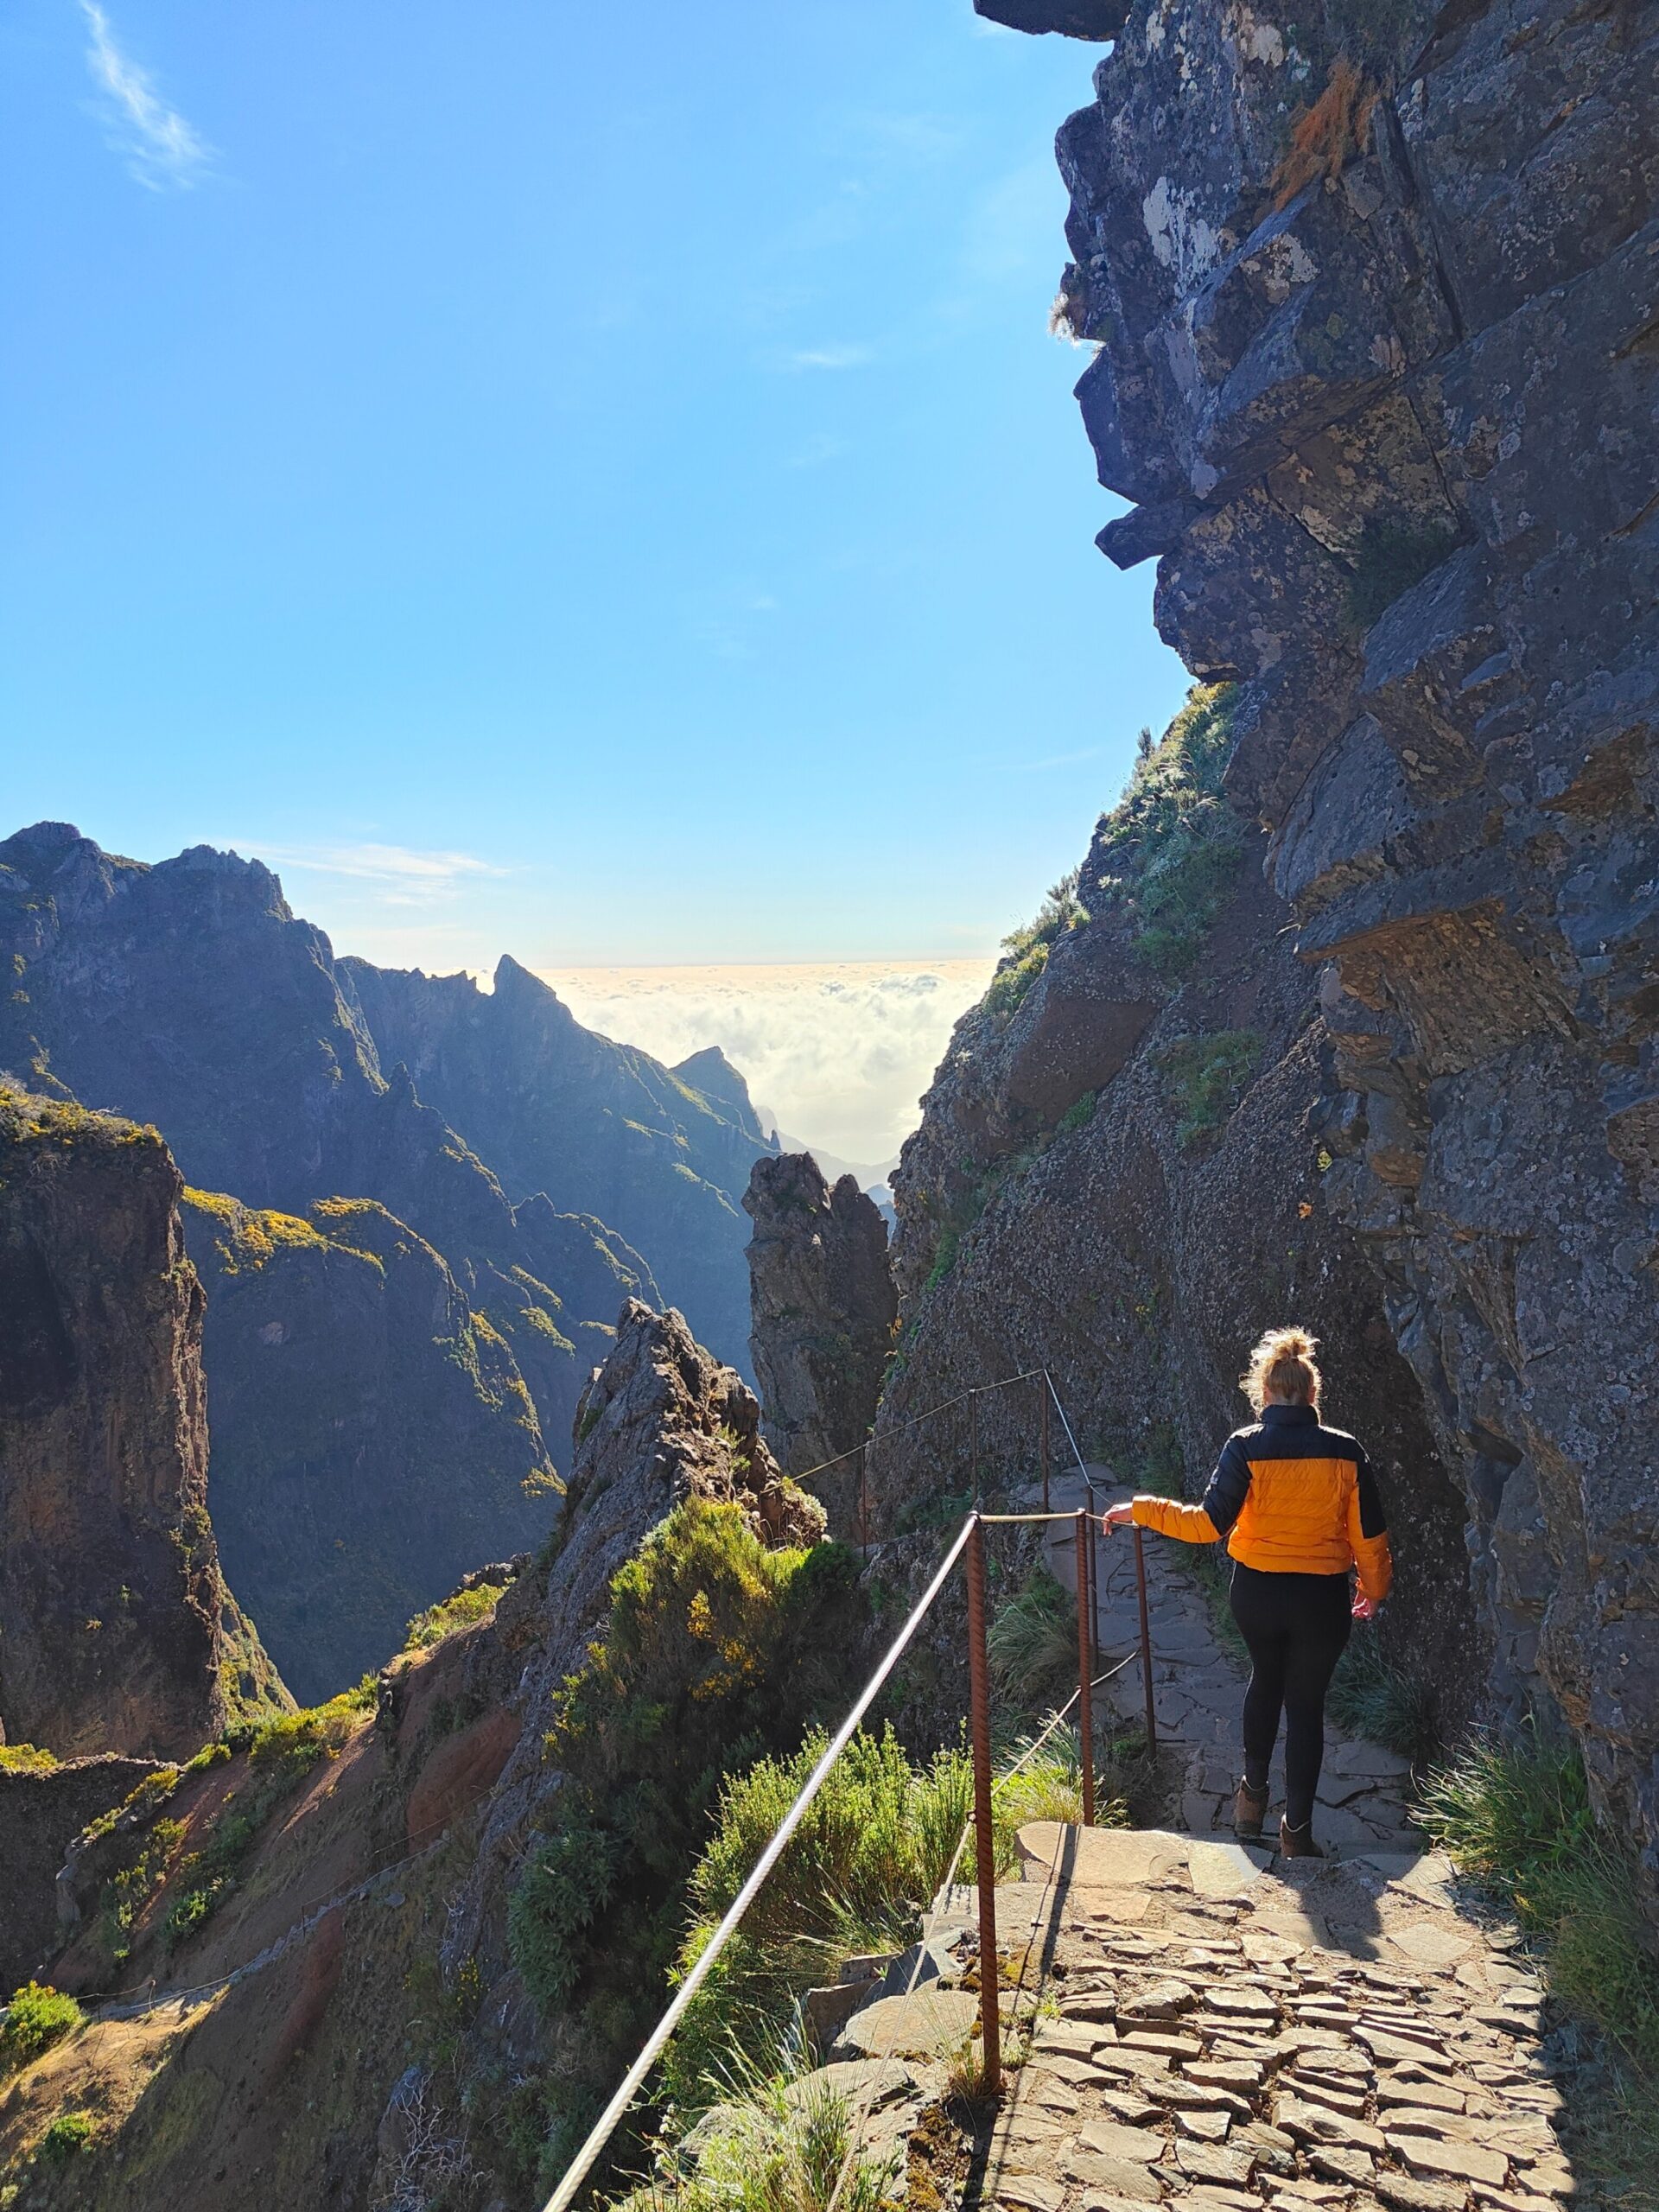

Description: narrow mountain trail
[806,1476,1578,2212]
[953,1818,1571,2212]
[1039,1469,1421,1854]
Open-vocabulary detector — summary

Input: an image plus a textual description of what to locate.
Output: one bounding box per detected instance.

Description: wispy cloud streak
[780,343,873,372]
[251,842,508,907]
[80,2,213,190]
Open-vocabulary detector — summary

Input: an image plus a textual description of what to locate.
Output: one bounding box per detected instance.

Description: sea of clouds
[540,959,994,1167]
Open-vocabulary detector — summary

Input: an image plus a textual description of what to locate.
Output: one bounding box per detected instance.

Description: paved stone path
[1034,1470,1420,1855]
[957,1821,1567,2212]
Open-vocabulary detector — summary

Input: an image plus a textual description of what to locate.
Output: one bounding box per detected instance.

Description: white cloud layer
[541,960,995,1164]
[251,841,508,907]
[80,3,213,189]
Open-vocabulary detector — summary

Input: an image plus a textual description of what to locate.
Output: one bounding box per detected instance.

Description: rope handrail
[538,1510,982,2212]
[784,1364,1049,1492]
[524,1366,1159,2212]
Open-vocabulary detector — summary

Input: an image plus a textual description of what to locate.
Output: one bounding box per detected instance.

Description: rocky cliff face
[181,1192,564,1703]
[0,1087,287,1759]
[743,1152,897,1514]
[965,0,1658,1869]
[880,693,1477,1714]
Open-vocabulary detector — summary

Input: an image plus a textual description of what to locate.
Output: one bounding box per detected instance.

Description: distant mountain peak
[493,950,554,998]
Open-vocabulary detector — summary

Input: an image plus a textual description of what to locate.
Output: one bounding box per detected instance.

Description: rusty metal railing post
[1132,1525,1157,1751]
[858,1444,868,1561]
[1074,1511,1096,1827]
[1039,1378,1050,1514]
[964,1516,1001,2093]
[970,1388,981,1507]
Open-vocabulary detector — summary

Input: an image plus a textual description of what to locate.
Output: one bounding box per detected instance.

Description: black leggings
[1229,1562,1351,1829]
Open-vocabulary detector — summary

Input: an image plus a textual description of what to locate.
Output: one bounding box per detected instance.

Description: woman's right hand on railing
[1100,1502,1135,1533]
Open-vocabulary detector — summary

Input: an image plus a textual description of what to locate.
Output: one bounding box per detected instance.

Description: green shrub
[1418,1729,1659,2075]
[0,1984,84,2072]
[37,2112,93,2164]
[1327,1630,1438,1763]
[1093,686,1244,978]
[1345,516,1460,632]
[988,1571,1076,1704]
[1154,1030,1262,1147]
[0,1745,58,1775]
[404,1582,507,1651]
[103,1817,186,1960]
[245,1675,376,1776]
[508,1815,622,2012]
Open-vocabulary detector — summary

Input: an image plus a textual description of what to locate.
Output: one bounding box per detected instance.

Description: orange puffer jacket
[1129,1402,1392,1603]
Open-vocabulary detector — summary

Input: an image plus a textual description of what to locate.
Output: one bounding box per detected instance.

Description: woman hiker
[1099,1326,1392,1859]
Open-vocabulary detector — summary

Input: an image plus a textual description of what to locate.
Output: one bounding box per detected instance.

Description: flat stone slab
[994,2174,1069,2212]
[1390,2133,1510,2187]
[831,1986,979,2061]
[1187,1838,1268,1898]
[1389,1922,1474,1967]
[1018,1821,1190,1888]
[1060,2148,1164,2200]
[1077,2119,1165,2163]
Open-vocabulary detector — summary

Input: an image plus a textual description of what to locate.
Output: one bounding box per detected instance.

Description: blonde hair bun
[1243,1325,1322,1413]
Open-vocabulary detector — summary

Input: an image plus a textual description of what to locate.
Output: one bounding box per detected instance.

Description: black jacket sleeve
[1198,1433,1253,1540]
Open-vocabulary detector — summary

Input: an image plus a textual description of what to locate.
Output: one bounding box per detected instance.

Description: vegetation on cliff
[506,1499,865,2174]
[984,870,1088,1020]
[1091,684,1243,979]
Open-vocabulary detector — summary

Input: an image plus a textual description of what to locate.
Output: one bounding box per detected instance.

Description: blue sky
[2,0,1188,970]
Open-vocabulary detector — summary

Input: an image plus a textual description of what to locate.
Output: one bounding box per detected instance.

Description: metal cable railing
[537,1371,1162,2212]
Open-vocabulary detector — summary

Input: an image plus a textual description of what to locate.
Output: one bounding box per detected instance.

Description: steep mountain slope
[0,1304,849,2211]
[181,1192,563,1702]
[341,956,772,1366]
[954,0,1659,1867]
[0,823,765,1377]
[0,821,763,1681]
[0,1086,288,1760]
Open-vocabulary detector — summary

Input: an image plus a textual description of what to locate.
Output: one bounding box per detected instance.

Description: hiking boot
[1233,1778,1269,1840]
[1279,1816,1325,1860]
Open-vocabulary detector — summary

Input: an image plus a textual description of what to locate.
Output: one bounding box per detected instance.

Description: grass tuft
[619,2041,899,2212]
[988,1571,1076,1706]
[984,872,1088,1022]
[404,1581,507,1651]
[1327,1630,1438,1764]
[1418,1728,1659,2075]
[1154,1031,1262,1148]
